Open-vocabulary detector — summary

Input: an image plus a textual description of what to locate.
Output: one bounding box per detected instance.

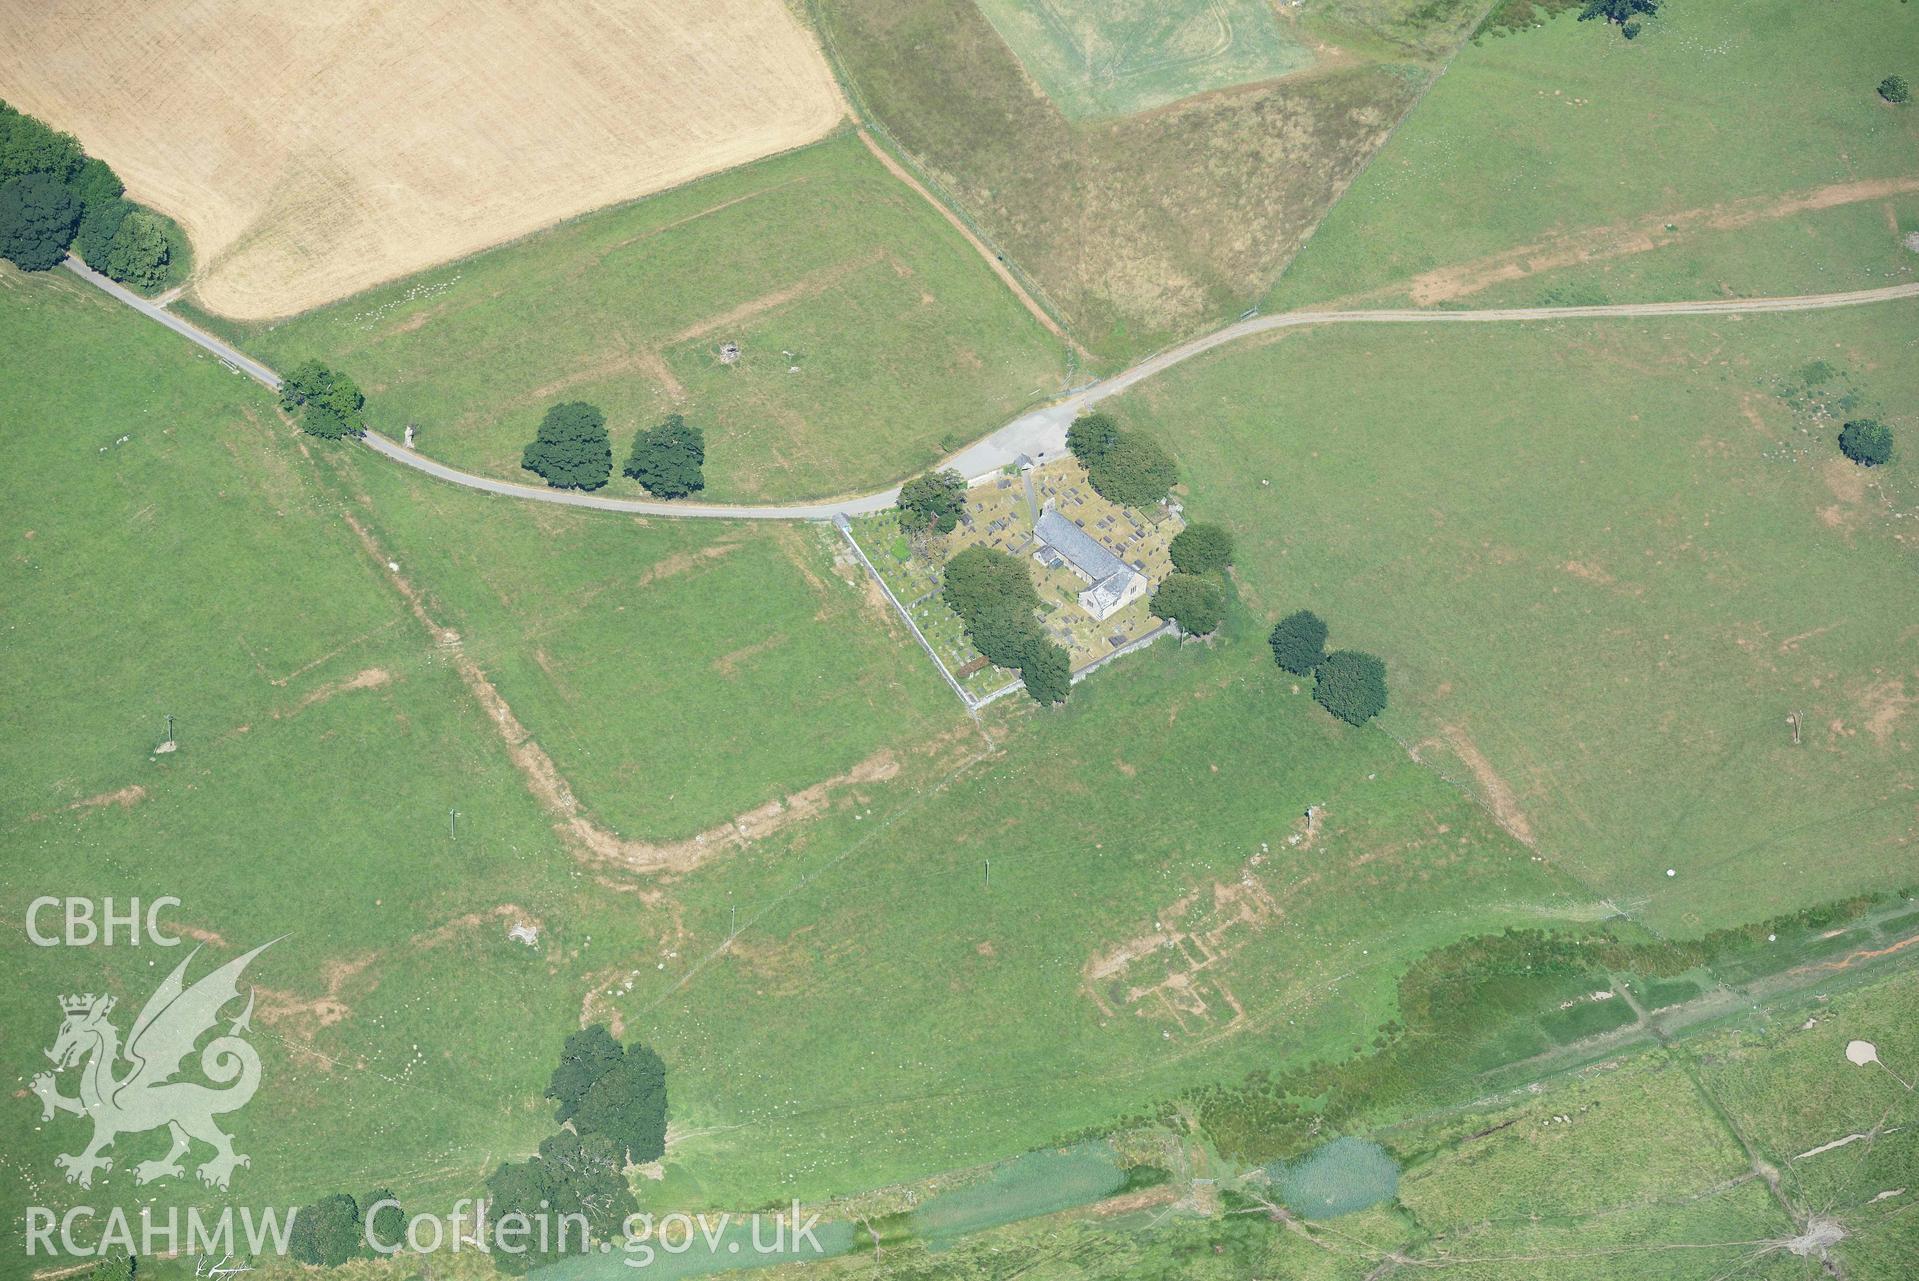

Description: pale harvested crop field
[0,0,844,319]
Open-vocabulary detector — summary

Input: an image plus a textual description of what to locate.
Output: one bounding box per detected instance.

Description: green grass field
[3,264,1616,1250]
[322,450,964,843]
[597,616,1595,1204]
[815,0,1475,361]
[0,267,592,1231]
[217,132,1067,503]
[1,267,1589,1245]
[1108,303,1919,933]
[972,0,1314,119]
[1270,0,1919,310]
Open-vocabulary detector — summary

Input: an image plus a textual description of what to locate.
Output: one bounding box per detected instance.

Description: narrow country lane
[64,256,1919,522]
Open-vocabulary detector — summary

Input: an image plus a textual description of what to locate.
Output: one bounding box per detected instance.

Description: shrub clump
[1879,75,1910,105]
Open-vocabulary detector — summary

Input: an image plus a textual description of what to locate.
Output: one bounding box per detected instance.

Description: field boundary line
[802,0,1086,363]
[852,127,1086,363]
[834,514,982,714]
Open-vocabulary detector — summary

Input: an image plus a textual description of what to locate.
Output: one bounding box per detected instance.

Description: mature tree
[942,546,1043,669]
[288,1193,363,1268]
[1838,419,1894,467]
[69,156,122,206]
[280,359,333,415]
[623,413,705,498]
[360,1187,406,1255]
[102,210,171,289]
[1168,522,1234,575]
[523,401,611,490]
[1150,572,1225,636]
[0,102,82,183]
[1066,411,1177,508]
[897,468,968,534]
[280,359,366,439]
[1268,610,1328,675]
[1880,75,1911,105]
[481,1158,553,1275]
[0,173,80,271]
[72,193,130,266]
[1065,411,1120,465]
[546,1024,624,1125]
[573,1041,669,1166]
[1087,430,1178,510]
[484,1131,636,1274]
[1314,651,1388,726]
[1019,637,1072,704]
[1579,0,1656,25]
[535,1130,638,1235]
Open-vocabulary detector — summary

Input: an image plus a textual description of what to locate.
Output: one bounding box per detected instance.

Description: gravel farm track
[64,255,1919,522]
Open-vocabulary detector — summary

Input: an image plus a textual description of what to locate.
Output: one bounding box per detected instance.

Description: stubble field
[0,0,845,319]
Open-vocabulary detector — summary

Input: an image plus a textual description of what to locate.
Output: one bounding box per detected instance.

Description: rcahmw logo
[29,915,278,1191]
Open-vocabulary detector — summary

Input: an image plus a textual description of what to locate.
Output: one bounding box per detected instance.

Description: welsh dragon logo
[31,940,276,1190]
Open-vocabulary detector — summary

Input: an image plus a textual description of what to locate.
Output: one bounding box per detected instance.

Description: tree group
[1268,609,1388,726]
[1065,411,1178,510]
[0,102,174,286]
[1580,0,1656,36]
[544,1023,669,1166]
[1152,518,1234,636]
[478,1024,668,1272]
[523,401,612,490]
[943,545,1072,703]
[279,359,366,439]
[1879,75,1910,105]
[624,414,706,498]
[287,1187,405,1267]
[897,468,968,533]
